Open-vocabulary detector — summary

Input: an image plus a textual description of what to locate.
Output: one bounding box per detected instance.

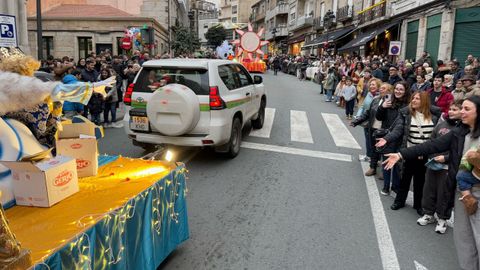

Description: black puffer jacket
[383,106,442,151]
[375,100,409,130]
[352,96,382,132]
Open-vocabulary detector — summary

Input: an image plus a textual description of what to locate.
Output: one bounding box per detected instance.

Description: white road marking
[241,142,352,162]
[249,108,276,138]
[360,155,400,270]
[414,260,429,270]
[290,110,314,143]
[322,113,361,149]
[361,154,456,228]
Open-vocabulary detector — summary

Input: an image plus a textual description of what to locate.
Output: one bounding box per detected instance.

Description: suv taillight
[124,83,134,106]
[209,86,225,110]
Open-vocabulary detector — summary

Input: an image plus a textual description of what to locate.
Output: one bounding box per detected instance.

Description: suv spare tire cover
[146,83,201,136]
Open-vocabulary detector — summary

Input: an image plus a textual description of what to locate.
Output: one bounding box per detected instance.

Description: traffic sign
[0,14,17,47]
[389,41,401,56]
[120,37,132,50]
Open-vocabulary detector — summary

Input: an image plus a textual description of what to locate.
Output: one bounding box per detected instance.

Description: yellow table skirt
[6,157,177,264]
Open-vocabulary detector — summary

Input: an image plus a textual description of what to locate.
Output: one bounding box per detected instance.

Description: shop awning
[310,26,355,47]
[338,21,400,52]
[288,34,305,45]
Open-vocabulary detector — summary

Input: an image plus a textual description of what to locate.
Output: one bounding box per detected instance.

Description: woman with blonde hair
[351,78,385,176]
[376,91,442,215]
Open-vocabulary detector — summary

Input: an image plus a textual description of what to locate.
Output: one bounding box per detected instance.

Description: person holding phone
[375,82,411,195]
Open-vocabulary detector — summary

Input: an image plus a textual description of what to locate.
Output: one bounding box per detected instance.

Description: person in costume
[0,47,115,147]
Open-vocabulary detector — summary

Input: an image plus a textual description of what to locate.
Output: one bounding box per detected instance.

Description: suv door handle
[246,92,251,96]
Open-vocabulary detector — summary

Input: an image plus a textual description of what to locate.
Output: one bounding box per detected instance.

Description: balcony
[265,25,288,40]
[252,11,266,22]
[358,1,387,25]
[337,5,353,22]
[290,15,313,31]
[266,3,289,20]
[313,16,324,30]
[391,0,436,16]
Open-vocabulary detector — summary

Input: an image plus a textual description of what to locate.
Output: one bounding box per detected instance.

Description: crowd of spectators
[270,50,480,268]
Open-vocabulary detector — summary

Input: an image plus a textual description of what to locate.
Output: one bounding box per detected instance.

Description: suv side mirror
[254,75,263,84]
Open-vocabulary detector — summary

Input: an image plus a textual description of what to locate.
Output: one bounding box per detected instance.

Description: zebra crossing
[248,107,361,150]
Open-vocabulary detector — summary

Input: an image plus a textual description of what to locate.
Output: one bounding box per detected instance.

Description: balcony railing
[290,15,313,30]
[358,1,386,25]
[313,16,324,30]
[337,5,353,22]
[265,25,288,40]
[266,3,289,20]
[391,0,436,16]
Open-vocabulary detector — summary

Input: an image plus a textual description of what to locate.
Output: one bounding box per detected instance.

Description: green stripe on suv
[133,98,251,111]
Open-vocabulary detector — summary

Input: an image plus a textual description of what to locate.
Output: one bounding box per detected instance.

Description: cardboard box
[1,156,79,207]
[57,122,99,178]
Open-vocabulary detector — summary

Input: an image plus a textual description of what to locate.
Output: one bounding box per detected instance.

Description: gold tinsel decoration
[0,47,40,77]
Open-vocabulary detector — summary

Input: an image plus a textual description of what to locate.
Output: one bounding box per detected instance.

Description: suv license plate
[130,116,149,131]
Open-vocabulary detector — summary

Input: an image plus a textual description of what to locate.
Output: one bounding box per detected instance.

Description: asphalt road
[99,71,458,270]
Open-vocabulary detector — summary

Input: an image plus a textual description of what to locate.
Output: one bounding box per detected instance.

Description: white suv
[123,59,266,158]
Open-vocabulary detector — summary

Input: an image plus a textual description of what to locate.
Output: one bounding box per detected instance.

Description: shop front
[338,21,400,57]
[452,6,480,65]
[288,35,305,56]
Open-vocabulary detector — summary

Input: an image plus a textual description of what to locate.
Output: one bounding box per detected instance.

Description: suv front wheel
[225,117,242,158]
[251,99,265,129]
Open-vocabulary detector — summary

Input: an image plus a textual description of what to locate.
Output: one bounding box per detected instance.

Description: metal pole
[168,0,171,55]
[36,0,43,60]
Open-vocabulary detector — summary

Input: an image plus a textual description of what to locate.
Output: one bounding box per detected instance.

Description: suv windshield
[134,67,209,95]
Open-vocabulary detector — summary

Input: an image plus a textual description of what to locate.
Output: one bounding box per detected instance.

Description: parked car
[123,59,267,158]
[306,61,320,80]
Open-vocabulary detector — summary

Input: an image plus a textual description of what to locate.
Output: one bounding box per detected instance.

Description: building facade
[191,0,218,40]
[27,4,168,60]
[1,0,29,53]
[264,0,289,54]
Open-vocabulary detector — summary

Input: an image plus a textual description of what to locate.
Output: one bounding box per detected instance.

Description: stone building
[27,4,168,60]
[27,0,190,54]
[191,0,217,40]
[264,0,289,54]
[394,0,480,66]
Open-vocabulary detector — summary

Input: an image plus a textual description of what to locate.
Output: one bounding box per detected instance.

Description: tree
[205,25,227,48]
[172,26,200,56]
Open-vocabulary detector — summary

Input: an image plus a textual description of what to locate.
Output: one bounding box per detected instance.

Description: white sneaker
[103,123,112,128]
[112,122,124,128]
[417,214,436,226]
[435,219,447,234]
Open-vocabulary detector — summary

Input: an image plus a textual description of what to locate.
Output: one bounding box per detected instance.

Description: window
[232,5,237,14]
[204,23,209,28]
[78,37,92,59]
[291,12,296,20]
[42,36,54,58]
[232,17,237,23]
[232,64,253,87]
[218,65,237,90]
[134,67,210,95]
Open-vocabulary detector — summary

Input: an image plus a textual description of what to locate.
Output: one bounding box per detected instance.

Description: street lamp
[271,28,277,53]
[36,0,43,60]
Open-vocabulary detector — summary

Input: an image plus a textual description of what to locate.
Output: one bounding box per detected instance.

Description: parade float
[232,23,269,73]
[0,48,188,269]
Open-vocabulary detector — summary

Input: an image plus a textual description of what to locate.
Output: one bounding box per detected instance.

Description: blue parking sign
[0,24,14,38]
[0,14,17,47]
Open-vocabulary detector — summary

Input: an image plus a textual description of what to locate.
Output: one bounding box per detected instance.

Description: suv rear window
[134,67,210,95]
